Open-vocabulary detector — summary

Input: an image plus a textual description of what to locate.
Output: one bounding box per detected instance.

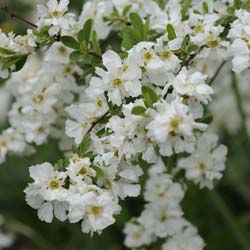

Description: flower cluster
[3,0,250,249]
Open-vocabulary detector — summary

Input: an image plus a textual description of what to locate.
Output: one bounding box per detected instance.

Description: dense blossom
[3,0,250,249]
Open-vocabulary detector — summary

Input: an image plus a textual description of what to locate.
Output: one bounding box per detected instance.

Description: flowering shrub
[1,0,250,249]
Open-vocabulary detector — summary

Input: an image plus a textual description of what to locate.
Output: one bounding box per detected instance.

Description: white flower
[86,50,142,105]
[67,157,96,184]
[36,0,75,36]
[65,101,108,145]
[123,219,154,248]
[169,67,213,104]
[178,132,228,189]
[24,162,68,223]
[146,99,207,156]
[162,223,205,250]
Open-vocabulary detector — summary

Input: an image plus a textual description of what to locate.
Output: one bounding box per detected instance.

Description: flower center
[112,78,123,88]
[144,51,153,61]
[91,206,103,216]
[49,179,60,190]
[78,166,88,176]
[161,50,171,60]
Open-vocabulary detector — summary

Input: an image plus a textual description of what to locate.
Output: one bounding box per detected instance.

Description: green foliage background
[0,1,250,249]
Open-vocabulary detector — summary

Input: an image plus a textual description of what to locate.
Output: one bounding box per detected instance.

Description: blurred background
[0,1,250,249]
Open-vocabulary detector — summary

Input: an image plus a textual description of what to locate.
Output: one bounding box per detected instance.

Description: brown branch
[86,111,109,134]
[177,45,206,74]
[0,5,38,28]
[208,60,226,85]
[87,50,102,59]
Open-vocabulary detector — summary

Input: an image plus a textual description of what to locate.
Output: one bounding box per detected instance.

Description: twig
[210,191,250,250]
[87,50,102,59]
[0,5,38,28]
[208,60,227,85]
[231,72,250,153]
[86,111,109,134]
[177,45,206,74]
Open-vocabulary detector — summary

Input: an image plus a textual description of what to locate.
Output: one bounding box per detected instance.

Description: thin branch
[177,45,206,74]
[0,5,38,28]
[86,111,109,134]
[208,60,227,85]
[87,50,102,59]
[231,72,250,152]
[210,191,250,250]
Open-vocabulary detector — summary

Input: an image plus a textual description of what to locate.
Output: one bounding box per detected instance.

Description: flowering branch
[0,5,38,28]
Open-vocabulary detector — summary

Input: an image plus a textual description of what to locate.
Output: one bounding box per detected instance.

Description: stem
[210,191,250,250]
[87,50,102,59]
[231,72,250,152]
[7,219,55,250]
[208,60,226,85]
[177,45,206,74]
[0,5,38,28]
[86,111,109,134]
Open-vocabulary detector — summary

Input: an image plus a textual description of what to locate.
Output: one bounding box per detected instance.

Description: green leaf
[78,19,93,44]
[234,0,241,9]
[92,31,102,54]
[197,115,213,124]
[92,165,104,178]
[202,2,209,14]
[80,134,91,153]
[129,12,144,38]
[122,27,141,50]
[132,106,147,116]
[181,0,192,20]
[188,44,200,54]
[61,36,79,50]
[0,47,16,55]
[1,56,21,71]
[70,51,82,63]
[14,56,27,72]
[122,5,132,16]
[167,24,177,41]
[181,35,190,53]
[242,0,250,10]
[142,85,159,108]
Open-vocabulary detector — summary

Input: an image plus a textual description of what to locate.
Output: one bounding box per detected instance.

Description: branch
[0,5,38,28]
[177,45,206,74]
[86,111,109,134]
[208,60,227,85]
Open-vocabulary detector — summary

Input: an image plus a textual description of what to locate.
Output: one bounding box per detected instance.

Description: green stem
[231,72,250,152]
[210,191,250,250]
[7,219,56,250]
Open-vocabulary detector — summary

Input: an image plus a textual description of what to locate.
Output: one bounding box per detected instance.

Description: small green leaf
[188,44,200,54]
[181,0,192,20]
[129,12,144,38]
[0,47,16,55]
[142,85,159,108]
[132,106,147,116]
[197,115,213,124]
[61,36,79,50]
[92,165,104,178]
[92,31,102,54]
[70,51,82,63]
[78,19,93,44]
[1,56,21,71]
[122,27,141,50]
[80,134,91,153]
[202,2,209,14]
[122,5,132,17]
[167,24,177,41]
